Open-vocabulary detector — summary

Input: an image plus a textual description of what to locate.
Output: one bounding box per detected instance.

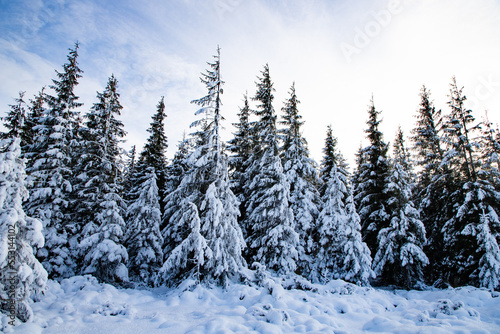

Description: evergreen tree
[25,43,83,279]
[411,86,445,195]
[2,92,27,144]
[373,128,428,288]
[23,89,46,161]
[121,145,137,203]
[410,85,450,284]
[161,135,193,246]
[456,176,500,289]
[279,83,321,275]
[476,208,500,290]
[158,200,210,285]
[243,64,298,275]
[320,125,347,196]
[314,132,372,286]
[351,144,365,205]
[0,137,47,322]
[354,97,390,258]
[159,47,245,286]
[125,167,163,285]
[138,97,168,214]
[478,113,500,186]
[440,106,500,288]
[440,77,482,286]
[76,75,128,284]
[227,93,254,236]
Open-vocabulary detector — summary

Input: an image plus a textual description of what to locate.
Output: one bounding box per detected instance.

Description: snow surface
[3,275,500,333]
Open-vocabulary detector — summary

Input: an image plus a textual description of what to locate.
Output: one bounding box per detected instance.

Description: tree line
[1,43,499,322]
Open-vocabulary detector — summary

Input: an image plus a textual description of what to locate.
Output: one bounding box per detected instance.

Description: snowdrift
[3,275,500,333]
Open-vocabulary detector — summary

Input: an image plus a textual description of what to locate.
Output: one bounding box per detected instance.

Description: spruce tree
[410,85,450,284]
[478,113,500,186]
[158,200,210,285]
[159,47,245,286]
[161,135,193,248]
[320,125,347,196]
[351,144,365,205]
[440,77,482,286]
[411,86,445,195]
[22,89,46,168]
[354,97,390,258]
[441,106,500,288]
[76,75,128,284]
[2,92,26,143]
[227,93,254,236]
[125,167,163,285]
[138,97,168,214]
[315,130,372,286]
[279,83,321,276]
[373,128,428,288]
[25,43,83,279]
[243,64,298,275]
[457,176,500,289]
[121,145,137,203]
[0,137,47,322]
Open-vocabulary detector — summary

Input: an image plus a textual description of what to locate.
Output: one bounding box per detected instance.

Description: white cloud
[1,0,499,165]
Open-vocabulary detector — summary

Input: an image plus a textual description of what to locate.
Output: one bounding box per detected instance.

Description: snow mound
[3,275,500,333]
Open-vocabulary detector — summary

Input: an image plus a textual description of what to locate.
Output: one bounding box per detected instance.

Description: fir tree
[279,83,321,275]
[440,77,482,286]
[410,85,450,284]
[76,75,128,284]
[243,64,298,275]
[161,135,193,245]
[138,96,168,214]
[320,125,347,196]
[440,107,500,288]
[158,200,210,285]
[373,128,428,288]
[411,86,445,195]
[478,113,500,186]
[25,43,83,279]
[0,137,47,322]
[2,92,26,144]
[227,93,254,236]
[351,144,365,205]
[457,177,500,289]
[354,97,390,258]
[315,132,372,286]
[159,47,245,286]
[121,145,137,203]
[125,167,163,285]
[476,208,500,290]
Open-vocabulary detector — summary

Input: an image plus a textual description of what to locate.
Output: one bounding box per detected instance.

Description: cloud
[1,0,500,164]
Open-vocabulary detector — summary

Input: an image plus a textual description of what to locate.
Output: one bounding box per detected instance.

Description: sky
[1,0,500,167]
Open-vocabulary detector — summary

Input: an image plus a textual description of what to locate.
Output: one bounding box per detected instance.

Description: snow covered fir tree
[0,136,47,322]
[158,47,246,287]
[76,75,129,284]
[353,98,390,259]
[314,126,373,286]
[24,43,83,280]
[279,83,321,277]
[372,128,429,289]
[2,43,500,325]
[241,64,299,275]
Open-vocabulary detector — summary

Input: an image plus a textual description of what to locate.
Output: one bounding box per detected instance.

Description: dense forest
[1,43,499,322]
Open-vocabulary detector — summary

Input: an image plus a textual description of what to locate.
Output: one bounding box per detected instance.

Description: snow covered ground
[3,275,500,333]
